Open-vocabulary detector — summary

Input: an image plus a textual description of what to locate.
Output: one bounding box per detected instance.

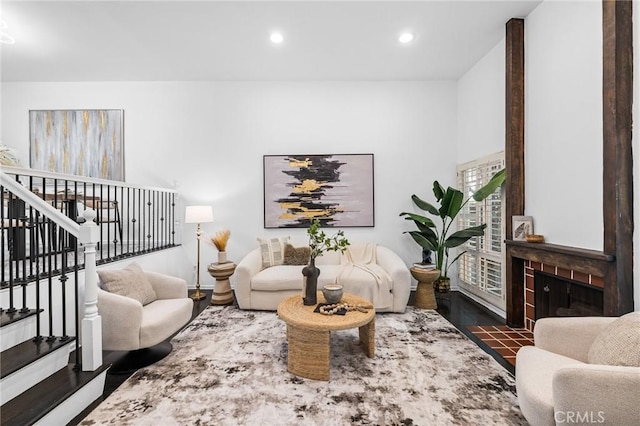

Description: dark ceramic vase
[302,258,321,305]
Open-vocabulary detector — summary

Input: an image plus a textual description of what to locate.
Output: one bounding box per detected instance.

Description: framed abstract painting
[29,109,124,181]
[263,154,374,228]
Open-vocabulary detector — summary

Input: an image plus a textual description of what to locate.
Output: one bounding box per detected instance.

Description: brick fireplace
[506,240,616,329]
[523,260,604,332]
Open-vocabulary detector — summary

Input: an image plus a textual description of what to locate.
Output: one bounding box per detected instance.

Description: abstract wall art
[29,109,124,181]
[264,154,374,228]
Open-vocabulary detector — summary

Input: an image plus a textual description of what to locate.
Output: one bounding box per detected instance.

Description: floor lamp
[185,205,214,301]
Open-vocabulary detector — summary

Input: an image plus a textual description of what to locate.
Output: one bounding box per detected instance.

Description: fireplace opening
[534,272,604,320]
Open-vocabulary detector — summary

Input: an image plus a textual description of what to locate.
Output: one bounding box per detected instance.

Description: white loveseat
[235,242,411,312]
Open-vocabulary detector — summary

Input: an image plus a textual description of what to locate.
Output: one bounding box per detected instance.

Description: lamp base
[190,288,207,300]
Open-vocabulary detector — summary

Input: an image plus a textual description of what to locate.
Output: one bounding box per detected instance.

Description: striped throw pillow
[257,236,290,269]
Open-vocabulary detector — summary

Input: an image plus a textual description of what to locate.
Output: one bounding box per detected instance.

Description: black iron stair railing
[1,166,179,372]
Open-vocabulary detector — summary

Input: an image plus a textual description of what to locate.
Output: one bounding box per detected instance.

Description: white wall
[525,0,603,250]
[1,81,458,287]
[455,36,506,295]
[457,37,505,165]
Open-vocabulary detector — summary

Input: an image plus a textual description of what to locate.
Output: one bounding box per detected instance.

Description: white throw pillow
[257,236,290,269]
[587,312,640,367]
[97,262,157,306]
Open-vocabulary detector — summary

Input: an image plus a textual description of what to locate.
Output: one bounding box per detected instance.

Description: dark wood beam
[602,0,634,315]
[505,18,525,327]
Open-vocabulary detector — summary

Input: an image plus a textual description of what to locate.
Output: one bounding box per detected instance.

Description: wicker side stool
[410,267,440,309]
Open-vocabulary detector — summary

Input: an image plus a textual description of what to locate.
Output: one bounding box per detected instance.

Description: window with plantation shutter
[456,152,505,310]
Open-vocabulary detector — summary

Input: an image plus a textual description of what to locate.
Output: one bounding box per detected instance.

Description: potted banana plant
[400,169,505,291]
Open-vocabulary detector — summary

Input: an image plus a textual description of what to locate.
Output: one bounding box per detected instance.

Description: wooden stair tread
[0,361,110,426]
[0,309,41,327]
[0,337,75,379]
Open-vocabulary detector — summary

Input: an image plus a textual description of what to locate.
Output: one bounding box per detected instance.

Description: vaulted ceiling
[0,1,541,82]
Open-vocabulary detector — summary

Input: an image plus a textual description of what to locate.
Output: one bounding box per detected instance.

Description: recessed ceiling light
[399,32,414,44]
[270,32,284,44]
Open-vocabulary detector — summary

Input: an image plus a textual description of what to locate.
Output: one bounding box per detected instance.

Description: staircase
[0,168,178,424]
[1,311,109,425]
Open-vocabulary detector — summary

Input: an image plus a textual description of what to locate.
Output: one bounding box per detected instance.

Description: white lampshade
[185,205,214,224]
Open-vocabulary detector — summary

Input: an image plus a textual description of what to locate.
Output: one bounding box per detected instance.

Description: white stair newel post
[80,209,102,371]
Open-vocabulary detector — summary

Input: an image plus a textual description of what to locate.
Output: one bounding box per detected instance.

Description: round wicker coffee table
[277,292,375,381]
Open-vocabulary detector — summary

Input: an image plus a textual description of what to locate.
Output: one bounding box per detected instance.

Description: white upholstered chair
[516,314,640,426]
[97,264,193,372]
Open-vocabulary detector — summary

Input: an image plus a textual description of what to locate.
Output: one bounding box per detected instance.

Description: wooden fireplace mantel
[506,240,614,277]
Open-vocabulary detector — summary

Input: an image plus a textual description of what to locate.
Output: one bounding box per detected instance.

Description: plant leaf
[433,181,445,202]
[406,231,438,251]
[416,222,438,241]
[439,187,464,219]
[399,212,436,228]
[444,224,487,248]
[472,168,506,201]
[410,195,439,216]
[445,250,467,273]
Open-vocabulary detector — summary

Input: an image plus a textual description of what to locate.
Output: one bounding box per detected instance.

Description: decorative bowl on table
[322,284,343,304]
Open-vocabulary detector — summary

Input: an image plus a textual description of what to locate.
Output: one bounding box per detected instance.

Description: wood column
[505,18,525,327]
[602,0,634,315]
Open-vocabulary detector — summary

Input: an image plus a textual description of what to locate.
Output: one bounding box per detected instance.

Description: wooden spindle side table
[207,261,237,305]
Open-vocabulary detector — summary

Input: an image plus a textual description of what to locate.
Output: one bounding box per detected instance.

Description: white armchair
[516,315,640,426]
[97,268,193,372]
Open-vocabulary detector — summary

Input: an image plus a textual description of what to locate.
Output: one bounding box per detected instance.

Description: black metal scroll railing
[1,167,178,370]
[0,174,85,369]
[1,167,178,289]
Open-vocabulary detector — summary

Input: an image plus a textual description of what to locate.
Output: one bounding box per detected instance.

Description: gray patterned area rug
[81,306,526,426]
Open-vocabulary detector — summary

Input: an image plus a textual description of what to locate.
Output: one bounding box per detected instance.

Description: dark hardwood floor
[433,291,515,374]
[71,289,512,424]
